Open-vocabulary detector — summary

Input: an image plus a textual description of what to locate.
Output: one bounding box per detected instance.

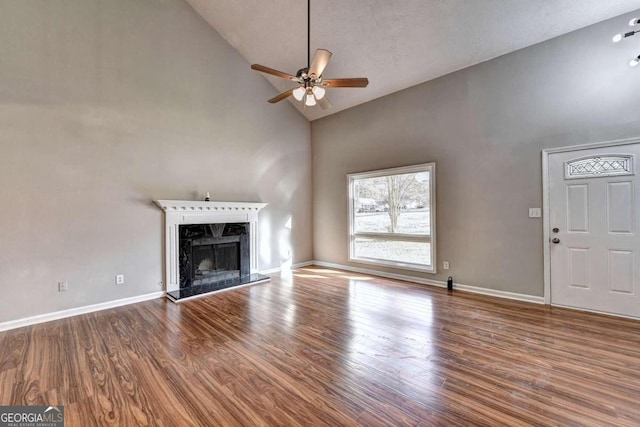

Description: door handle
[552,238,560,244]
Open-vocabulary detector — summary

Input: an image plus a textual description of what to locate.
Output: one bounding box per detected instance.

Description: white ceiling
[185,0,640,121]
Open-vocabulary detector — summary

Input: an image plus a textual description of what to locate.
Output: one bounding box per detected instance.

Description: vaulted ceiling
[185,0,640,121]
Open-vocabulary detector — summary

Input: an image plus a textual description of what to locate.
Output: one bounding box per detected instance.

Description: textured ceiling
[185,0,640,121]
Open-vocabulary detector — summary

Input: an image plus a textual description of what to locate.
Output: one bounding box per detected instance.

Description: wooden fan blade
[322,78,369,88]
[317,96,332,110]
[268,88,295,103]
[251,64,297,81]
[308,49,332,78]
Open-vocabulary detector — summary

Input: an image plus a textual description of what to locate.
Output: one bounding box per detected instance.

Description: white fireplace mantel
[155,200,268,212]
[154,200,268,293]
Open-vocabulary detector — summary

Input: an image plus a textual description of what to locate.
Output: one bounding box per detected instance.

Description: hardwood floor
[1,266,639,426]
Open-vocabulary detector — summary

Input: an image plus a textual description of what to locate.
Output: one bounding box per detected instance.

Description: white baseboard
[453,283,545,304]
[291,261,315,269]
[0,291,164,332]
[308,261,545,305]
[259,261,315,275]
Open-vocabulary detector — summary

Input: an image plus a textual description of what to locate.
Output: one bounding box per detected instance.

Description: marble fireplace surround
[154,200,268,299]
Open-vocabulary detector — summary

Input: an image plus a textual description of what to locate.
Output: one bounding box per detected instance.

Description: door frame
[541,137,640,305]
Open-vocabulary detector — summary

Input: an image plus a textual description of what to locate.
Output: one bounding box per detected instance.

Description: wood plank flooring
[1,266,639,426]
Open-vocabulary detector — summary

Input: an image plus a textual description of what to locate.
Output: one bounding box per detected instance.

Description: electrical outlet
[116,274,125,285]
[58,281,68,292]
[528,208,541,218]
[443,261,450,270]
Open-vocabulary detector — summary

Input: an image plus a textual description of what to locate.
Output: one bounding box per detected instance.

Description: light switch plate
[528,208,541,218]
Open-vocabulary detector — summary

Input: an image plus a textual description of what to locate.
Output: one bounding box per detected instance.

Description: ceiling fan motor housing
[296,67,323,89]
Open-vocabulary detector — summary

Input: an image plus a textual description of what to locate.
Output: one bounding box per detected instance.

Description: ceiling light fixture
[612,31,638,43]
[612,18,639,68]
[292,87,305,101]
[250,0,368,109]
[305,91,317,106]
[312,85,325,100]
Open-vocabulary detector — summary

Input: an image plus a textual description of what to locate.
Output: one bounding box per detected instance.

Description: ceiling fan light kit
[312,85,325,99]
[250,0,368,109]
[305,92,317,106]
[293,87,305,101]
[612,17,639,67]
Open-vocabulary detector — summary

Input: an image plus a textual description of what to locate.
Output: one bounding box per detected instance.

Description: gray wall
[0,0,311,323]
[311,10,640,297]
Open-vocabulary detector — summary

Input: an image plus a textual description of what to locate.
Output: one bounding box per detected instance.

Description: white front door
[549,143,640,318]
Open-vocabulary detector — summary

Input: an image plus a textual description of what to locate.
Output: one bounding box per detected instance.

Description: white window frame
[348,162,436,273]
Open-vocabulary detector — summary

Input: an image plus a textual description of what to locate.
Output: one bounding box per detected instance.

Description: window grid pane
[354,238,431,267]
[353,172,430,235]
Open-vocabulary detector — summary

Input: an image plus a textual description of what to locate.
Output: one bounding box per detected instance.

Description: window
[565,155,634,179]
[348,163,436,272]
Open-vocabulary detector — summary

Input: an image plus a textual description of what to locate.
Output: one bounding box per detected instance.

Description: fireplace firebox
[179,223,250,288]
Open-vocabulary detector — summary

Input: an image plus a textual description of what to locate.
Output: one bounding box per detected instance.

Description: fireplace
[179,223,249,288]
[155,200,270,302]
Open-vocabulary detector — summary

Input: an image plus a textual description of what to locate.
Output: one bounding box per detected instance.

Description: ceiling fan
[250,0,368,109]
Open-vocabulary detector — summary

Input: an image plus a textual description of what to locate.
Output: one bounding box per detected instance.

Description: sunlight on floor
[300,268,343,274]
[339,275,373,281]
[292,274,329,279]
